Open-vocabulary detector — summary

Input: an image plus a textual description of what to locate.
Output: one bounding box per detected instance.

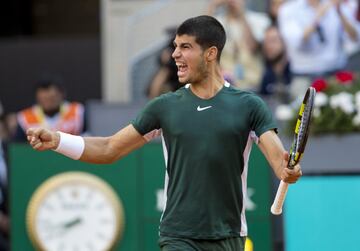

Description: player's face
[172,35,208,84]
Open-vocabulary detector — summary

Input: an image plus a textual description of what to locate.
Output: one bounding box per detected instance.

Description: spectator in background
[0,102,5,141]
[0,143,8,251]
[267,0,285,25]
[147,27,183,99]
[207,0,270,90]
[260,25,292,103]
[0,102,9,190]
[278,0,359,98]
[344,0,360,56]
[0,102,9,251]
[13,80,85,141]
[2,114,16,141]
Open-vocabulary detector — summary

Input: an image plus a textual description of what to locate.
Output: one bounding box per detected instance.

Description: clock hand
[62,217,82,229]
[43,217,83,239]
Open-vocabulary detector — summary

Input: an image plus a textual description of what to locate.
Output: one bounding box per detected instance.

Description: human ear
[206,46,218,62]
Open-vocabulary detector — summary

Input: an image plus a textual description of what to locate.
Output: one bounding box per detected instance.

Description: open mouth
[176,63,188,78]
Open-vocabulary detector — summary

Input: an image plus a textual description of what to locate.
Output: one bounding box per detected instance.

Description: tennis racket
[271,87,316,215]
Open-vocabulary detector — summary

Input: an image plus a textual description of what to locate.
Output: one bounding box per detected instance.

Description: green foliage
[311,106,357,134]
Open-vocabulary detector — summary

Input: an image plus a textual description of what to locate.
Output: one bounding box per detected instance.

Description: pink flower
[311,78,328,92]
[335,71,354,85]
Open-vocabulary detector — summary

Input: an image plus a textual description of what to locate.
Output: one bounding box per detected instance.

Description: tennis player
[27,15,302,251]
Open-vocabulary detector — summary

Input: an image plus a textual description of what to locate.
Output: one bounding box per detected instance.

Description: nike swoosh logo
[197,105,212,111]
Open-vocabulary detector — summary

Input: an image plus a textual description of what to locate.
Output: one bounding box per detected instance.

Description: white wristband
[54,131,85,160]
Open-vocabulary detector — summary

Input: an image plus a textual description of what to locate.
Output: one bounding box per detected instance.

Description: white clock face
[27,172,124,251]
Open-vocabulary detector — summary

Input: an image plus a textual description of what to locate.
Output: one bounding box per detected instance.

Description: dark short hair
[176,15,226,61]
[34,79,64,94]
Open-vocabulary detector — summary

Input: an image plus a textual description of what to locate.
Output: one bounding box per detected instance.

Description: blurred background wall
[0,0,267,111]
[0,0,101,112]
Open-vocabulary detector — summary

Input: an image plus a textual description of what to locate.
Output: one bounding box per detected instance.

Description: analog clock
[26,171,125,251]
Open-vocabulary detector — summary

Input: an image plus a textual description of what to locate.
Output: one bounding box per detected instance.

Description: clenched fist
[280,151,302,184]
[27,128,60,151]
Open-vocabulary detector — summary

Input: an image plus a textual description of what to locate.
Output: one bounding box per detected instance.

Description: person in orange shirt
[14,80,85,141]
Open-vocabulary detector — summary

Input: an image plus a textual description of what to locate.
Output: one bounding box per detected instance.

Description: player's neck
[190,65,225,99]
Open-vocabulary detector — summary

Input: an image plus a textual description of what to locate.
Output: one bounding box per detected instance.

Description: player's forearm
[269,152,285,180]
[54,125,147,164]
[53,132,118,164]
[258,131,286,180]
[81,134,146,164]
[80,137,120,164]
[265,147,284,180]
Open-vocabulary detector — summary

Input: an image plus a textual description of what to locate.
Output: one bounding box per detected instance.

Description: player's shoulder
[157,86,187,100]
[223,85,267,108]
[223,85,262,99]
[146,86,187,108]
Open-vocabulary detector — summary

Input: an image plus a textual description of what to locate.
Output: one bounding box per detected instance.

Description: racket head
[288,87,316,167]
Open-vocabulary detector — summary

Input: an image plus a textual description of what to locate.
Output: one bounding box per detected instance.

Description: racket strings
[289,88,316,167]
[297,103,310,144]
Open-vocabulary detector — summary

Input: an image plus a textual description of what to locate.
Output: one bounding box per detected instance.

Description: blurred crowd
[148,0,360,104]
[1,0,360,250]
[0,80,86,250]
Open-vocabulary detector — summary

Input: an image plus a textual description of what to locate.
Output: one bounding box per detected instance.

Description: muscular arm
[80,125,147,164]
[257,130,285,179]
[27,124,147,164]
[257,130,302,183]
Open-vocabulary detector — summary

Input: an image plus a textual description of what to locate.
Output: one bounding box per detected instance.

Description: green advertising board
[10,143,272,251]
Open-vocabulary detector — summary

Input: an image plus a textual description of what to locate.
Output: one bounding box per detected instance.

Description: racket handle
[271,180,289,215]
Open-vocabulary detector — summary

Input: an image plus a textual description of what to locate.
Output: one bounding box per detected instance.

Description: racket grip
[271,180,289,215]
